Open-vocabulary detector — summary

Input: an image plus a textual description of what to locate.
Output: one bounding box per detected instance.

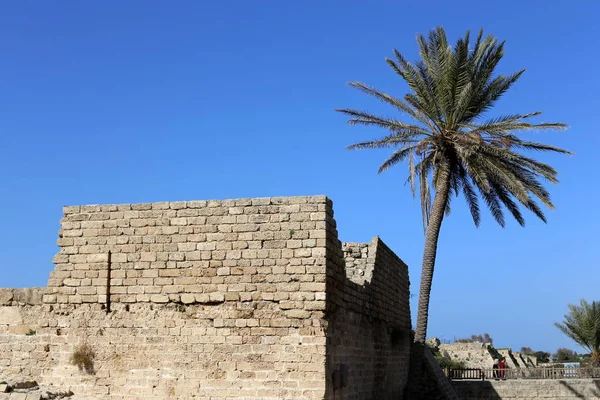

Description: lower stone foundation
[453,379,600,399]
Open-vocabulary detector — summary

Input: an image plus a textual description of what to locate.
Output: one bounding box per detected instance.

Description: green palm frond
[337,26,570,232]
[379,146,418,173]
[336,108,431,136]
[555,300,600,364]
[345,132,419,151]
[346,82,430,126]
[461,175,481,226]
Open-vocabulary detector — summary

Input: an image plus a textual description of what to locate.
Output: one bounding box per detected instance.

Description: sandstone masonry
[439,342,496,370]
[0,196,411,399]
[453,378,600,399]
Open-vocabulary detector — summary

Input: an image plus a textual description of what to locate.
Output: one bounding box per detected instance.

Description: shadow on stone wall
[558,379,600,399]
[324,233,412,400]
[454,379,600,400]
[452,380,501,400]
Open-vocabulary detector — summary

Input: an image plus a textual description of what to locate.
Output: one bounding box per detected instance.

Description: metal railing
[447,367,600,380]
[447,368,484,380]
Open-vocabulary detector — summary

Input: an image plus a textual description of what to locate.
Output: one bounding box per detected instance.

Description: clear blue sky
[1,1,597,355]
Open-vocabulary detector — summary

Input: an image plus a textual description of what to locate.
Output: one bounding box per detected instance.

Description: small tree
[482,333,493,344]
[533,351,550,363]
[555,300,600,366]
[520,347,533,355]
[456,333,493,344]
[554,348,577,362]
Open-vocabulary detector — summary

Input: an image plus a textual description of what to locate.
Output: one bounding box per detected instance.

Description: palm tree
[555,300,600,366]
[336,27,570,346]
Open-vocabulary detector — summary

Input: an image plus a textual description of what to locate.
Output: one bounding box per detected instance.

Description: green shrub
[433,351,466,369]
[70,344,95,374]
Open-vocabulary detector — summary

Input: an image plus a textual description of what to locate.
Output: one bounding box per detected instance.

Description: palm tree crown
[556,300,600,366]
[338,27,570,231]
[337,27,570,348]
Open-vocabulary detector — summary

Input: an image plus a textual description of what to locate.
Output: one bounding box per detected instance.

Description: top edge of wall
[63,195,332,214]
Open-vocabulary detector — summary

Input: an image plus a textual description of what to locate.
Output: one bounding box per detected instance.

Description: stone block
[170,218,187,226]
[131,203,152,211]
[209,292,225,302]
[140,252,157,262]
[0,289,13,305]
[88,253,109,263]
[180,294,196,304]
[0,306,23,325]
[63,205,81,214]
[151,294,169,303]
[8,324,32,334]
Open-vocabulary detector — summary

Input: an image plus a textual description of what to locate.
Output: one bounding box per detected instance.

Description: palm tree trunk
[405,168,453,399]
[414,169,452,344]
[592,348,600,367]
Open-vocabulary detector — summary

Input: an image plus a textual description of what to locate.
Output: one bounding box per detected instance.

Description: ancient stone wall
[0,196,411,400]
[324,238,411,399]
[498,348,519,369]
[0,289,47,385]
[453,379,600,399]
[47,197,330,307]
[439,342,495,369]
[512,352,528,368]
